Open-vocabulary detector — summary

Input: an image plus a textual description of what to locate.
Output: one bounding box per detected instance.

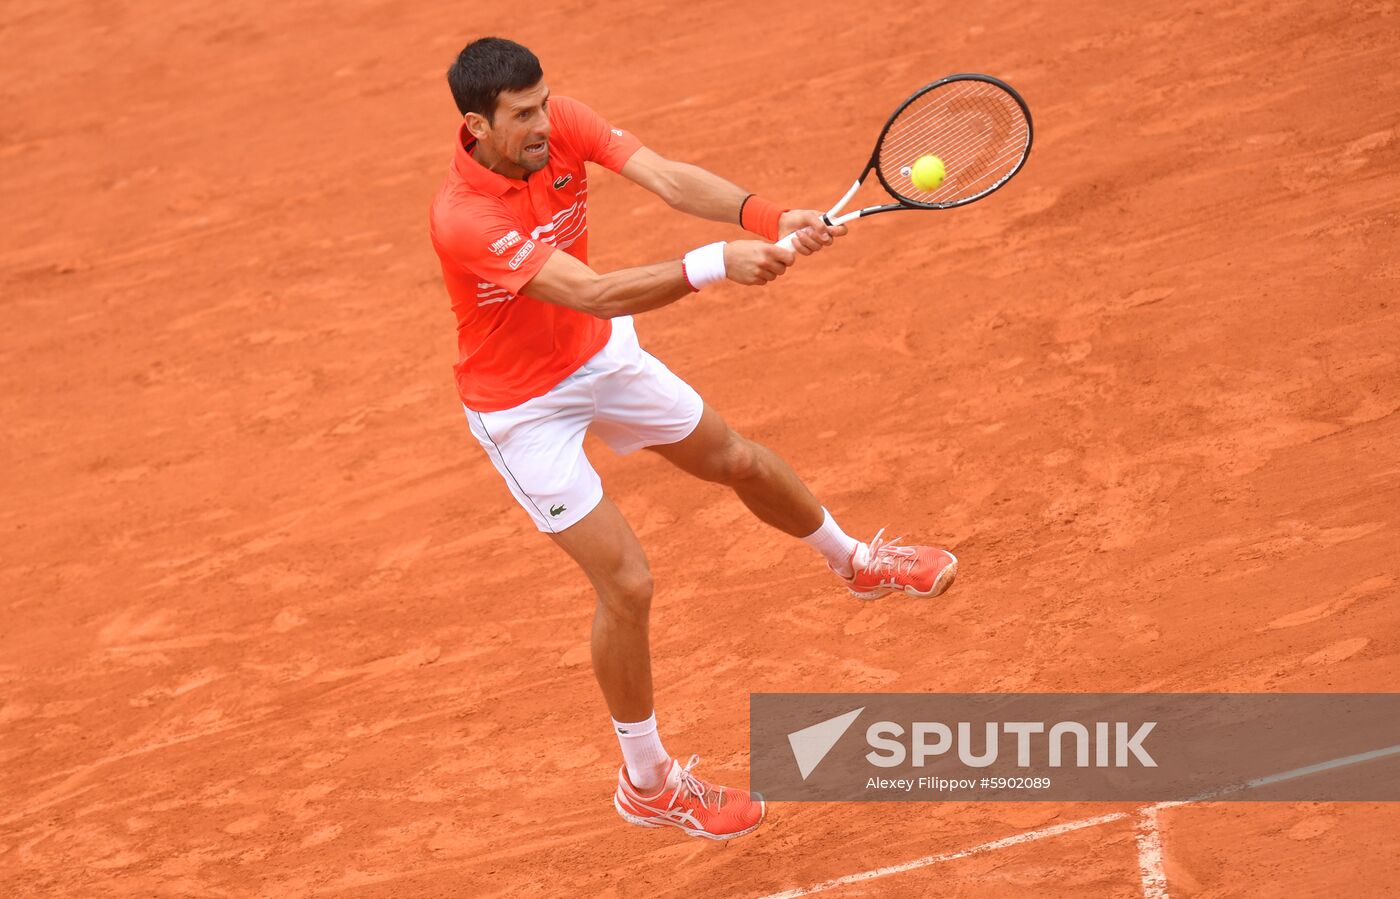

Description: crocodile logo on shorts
[550,504,567,517]
[553,174,572,190]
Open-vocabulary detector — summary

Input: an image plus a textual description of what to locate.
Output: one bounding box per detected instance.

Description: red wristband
[740,194,786,242]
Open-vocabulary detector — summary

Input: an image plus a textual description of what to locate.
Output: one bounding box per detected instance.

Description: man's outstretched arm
[522,237,794,320]
[619,147,847,252]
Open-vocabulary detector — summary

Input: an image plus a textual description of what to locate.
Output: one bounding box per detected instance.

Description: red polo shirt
[429,96,643,411]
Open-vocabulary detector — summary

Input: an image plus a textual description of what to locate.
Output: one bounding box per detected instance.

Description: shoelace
[674,754,723,810]
[863,528,919,580]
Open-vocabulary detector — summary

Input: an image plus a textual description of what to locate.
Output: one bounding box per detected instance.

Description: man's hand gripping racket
[777,73,1034,252]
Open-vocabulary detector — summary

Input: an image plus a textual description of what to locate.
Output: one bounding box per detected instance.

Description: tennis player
[430,37,958,840]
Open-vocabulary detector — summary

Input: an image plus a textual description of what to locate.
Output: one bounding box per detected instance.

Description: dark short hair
[446,37,543,121]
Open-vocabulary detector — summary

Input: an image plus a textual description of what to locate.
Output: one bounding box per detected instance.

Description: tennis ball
[911,155,945,191]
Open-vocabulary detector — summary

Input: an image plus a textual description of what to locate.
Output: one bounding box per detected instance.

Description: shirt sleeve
[431,199,555,296]
[550,96,643,173]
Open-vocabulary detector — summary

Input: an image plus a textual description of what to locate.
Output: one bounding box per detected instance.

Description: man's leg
[647,404,825,538]
[548,496,671,792]
[548,495,656,726]
[648,403,958,598]
[551,493,767,839]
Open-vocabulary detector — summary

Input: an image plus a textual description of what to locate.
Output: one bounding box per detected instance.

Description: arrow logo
[788,707,864,780]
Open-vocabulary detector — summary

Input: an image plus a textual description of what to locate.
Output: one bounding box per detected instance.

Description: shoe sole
[613,792,767,841]
[849,551,958,601]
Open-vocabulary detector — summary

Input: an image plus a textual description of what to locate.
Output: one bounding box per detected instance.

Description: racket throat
[827,178,863,219]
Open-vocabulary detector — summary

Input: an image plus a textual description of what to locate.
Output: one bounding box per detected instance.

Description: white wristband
[682,241,727,291]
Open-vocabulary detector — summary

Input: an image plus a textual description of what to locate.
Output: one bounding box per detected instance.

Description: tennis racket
[776,73,1033,251]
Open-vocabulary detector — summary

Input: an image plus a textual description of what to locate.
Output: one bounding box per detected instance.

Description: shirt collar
[452,123,528,196]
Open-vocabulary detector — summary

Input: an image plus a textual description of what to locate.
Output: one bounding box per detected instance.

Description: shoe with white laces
[836,528,958,600]
[613,755,765,840]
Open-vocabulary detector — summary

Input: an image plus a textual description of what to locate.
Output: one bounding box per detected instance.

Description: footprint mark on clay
[557,643,591,668]
[301,751,346,770]
[1301,637,1369,666]
[224,813,268,835]
[98,608,178,646]
[130,668,222,707]
[271,607,307,632]
[1263,575,1393,631]
[300,824,343,847]
[89,850,145,871]
[1287,815,1338,840]
[1341,128,1397,168]
[376,537,432,571]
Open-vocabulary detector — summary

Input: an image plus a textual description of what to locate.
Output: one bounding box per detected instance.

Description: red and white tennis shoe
[613,755,765,840]
[838,528,958,600]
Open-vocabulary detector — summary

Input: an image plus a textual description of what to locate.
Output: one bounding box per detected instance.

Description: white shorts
[464,316,704,533]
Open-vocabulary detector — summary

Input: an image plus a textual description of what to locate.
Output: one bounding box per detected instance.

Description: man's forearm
[660,161,750,224]
[587,260,693,318]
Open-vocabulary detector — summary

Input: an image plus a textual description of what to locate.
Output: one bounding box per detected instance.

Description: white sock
[802,508,861,578]
[613,712,670,794]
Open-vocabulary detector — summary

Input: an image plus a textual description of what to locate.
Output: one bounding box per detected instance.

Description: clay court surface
[4,0,1399,895]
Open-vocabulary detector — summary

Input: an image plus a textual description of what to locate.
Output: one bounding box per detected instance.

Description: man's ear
[463,111,491,141]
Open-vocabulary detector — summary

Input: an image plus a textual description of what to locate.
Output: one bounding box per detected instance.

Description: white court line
[1135,807,1170,899]
[1240,743,1400,790]
[756,743,1400,899]
[756,811,1131,899]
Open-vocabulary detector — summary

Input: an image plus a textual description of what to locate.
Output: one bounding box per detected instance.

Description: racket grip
[773,213,835,252]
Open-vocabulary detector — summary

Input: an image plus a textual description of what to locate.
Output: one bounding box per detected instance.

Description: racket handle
[774,213,836,252]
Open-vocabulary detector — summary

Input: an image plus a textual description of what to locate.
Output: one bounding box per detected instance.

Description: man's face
[468,81,551,177]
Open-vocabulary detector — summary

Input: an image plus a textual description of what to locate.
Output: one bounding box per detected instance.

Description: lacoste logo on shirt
[550,504,567,517]
[553,174,572,190]
[507,240,536,271]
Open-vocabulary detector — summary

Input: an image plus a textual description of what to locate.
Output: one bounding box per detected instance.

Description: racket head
[873,73,1033,210]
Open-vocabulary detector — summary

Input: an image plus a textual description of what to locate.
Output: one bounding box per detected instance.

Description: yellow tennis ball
[911,155,945,191]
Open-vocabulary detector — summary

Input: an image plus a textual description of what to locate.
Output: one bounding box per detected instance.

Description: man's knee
[596,565,654,621]
[702,434,762,485]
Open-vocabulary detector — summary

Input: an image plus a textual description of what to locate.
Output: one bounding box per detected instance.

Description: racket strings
[878,80,1030,207]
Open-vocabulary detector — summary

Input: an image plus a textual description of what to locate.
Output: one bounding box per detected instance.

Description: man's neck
[469,139,526,181]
